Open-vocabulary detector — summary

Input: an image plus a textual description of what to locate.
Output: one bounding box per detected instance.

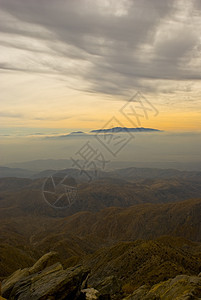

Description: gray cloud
[0,0,200,96]
[0,110,71,122]
[0,111,24,118]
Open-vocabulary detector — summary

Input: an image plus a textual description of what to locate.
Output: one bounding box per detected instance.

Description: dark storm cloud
[0,0,200,95]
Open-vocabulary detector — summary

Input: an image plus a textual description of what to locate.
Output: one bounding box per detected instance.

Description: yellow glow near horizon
[0,72,201,132]
[1,110,200,133]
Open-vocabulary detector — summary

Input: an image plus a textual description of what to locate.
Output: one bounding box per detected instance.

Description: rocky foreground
[1,252,90,300]
[1,252,201,299]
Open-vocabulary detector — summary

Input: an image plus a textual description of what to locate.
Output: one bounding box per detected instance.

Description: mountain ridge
[90,126,162,133]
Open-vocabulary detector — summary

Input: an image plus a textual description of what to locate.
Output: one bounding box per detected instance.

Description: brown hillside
[46,197,201,242]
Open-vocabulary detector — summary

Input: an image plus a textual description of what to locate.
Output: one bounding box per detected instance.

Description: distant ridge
[59,131,87,138]
[45,127,162,140]
[90,127,162,133]
[0,166,34,178]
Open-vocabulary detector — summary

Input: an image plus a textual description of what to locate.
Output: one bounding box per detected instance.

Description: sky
[0,0,201,165]
[0,0,201,131]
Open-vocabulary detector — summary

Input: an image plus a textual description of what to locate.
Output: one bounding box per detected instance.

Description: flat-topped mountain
[91,126,162,133]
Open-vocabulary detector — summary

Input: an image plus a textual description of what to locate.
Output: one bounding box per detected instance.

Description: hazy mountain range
[3,159,201,173]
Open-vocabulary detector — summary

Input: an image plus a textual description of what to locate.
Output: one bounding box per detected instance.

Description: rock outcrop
[1,251,58,298]
[1,252,89,300]
[2,251,201,300]
[123,274,201,300]
[93,276,121,298]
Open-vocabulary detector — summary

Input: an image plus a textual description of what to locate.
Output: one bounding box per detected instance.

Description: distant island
[91,127,162,133]
[59,131,87,138]
[46,127,162,139]
[69,131,85,134]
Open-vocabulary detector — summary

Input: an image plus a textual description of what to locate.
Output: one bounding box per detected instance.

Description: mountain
[1,238,201,299]
[124,273,201,299]
[69,131,85,135]
[0,173,201,219]
[2,164,201,180]
[39,197,201,243]
[109,166,201,179]
[1,167,201,298]
[0,167,34,178]
[5,159,201,172]
[0,177,33,191]
[1,252,89,300]
[83,236,201,296]
[1,195,201,279]
[91,126,162,133]
[50,131,88,138]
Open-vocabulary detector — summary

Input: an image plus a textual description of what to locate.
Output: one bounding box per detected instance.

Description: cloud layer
[0,0,201,96]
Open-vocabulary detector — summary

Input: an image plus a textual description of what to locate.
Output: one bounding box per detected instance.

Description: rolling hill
[1,167,201,298]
